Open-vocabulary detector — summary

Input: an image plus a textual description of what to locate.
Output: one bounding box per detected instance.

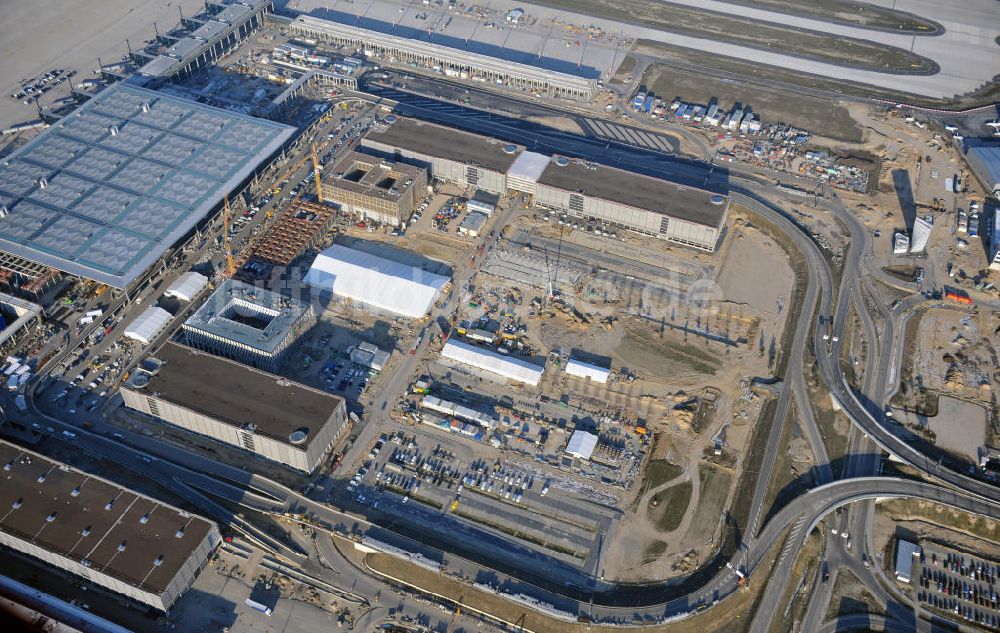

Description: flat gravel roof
[0,439,215,596]
[142,341,344,447]
[538,158,728,228]
[0,83,295,288]
[365,118,521,173]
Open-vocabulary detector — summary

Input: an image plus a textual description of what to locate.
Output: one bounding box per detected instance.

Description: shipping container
[643,95,654,112]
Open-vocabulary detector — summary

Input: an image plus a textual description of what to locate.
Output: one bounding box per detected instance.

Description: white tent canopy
[163,272,209,302]
[124,307,172,346]
[304,244,450,318]
[565,430,598,460]
[441,339,543,386]
[565,358,610,384]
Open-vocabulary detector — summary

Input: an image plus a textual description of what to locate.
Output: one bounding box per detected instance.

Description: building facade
[181,279,314,371]
[122,342,348,472]
[364,118,728,251]
[323,152,427,226]
[287,15,596,100]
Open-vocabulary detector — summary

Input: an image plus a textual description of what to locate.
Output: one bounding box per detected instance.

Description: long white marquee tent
[441,339,544,386]
[124,306,172,346]
[304,244,450,318]
[565,358,610,384]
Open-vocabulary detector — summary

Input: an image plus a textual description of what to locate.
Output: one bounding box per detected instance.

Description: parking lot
[912,543,1000,629]
[342,424,620,572]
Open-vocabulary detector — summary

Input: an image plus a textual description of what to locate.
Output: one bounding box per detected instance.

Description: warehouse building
[894,539,920,583]
[304,243,451,318]
[350,341,391,372]
[122,341,348,472]
[0,292,42,356]
[458,212,488,238]
[287,14,597,100]
[0,439,220,611]
[323,151,427,226]
[181,279,314,372]
[530,156,728,251]
[362,118,728,251]
[964,141,1000,195]
[468,190,500,216]
[441,339,544,386]
[362,118,521,195]
[0,83,295,289]
[565,357,610,384]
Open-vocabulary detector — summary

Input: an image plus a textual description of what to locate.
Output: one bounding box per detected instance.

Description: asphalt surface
[6,79,1000,632]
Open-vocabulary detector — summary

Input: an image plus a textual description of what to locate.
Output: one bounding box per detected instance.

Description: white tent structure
[909,216,932,253]
[304,244,450,318]
[124,307,173,346]
[441,339,544,386]
[565,430,598,460]
[565,358,610,384]
[163,272,209,302]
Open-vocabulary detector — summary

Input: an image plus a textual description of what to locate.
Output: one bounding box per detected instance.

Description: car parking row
[10,69,74,103]
[915,590,999,629]
[915,546,1000,630]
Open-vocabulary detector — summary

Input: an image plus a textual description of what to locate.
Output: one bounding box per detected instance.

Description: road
[7,79,1000,631]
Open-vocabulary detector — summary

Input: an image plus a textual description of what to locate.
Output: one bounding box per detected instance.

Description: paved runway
[492,0,1000,98]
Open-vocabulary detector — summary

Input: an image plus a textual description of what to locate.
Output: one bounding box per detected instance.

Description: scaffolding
[242,200,336,269]
[0,253,62,300]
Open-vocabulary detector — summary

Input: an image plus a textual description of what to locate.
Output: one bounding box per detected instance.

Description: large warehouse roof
[441,339,544,385]
[365,118,523,173]
[0,439,216,598]
[136,341,344,448]
[304,243,450,318]
[0,83,295,287]
[537,157,729,229]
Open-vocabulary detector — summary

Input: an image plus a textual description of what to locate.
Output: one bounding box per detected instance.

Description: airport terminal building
[122,341,348,472]
[0,83,295,290]
[363,118,728,251]
[0,440,220,611]
[287,14,598,100]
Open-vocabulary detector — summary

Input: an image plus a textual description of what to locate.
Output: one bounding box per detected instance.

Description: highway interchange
[4,75,1000,633]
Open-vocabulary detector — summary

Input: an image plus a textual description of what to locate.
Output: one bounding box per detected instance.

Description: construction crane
[222,196,236,277]
[310,144,323,201]
[445,596,463,633]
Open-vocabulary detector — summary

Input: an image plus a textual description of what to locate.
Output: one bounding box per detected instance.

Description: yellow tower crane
[222,196,236,277]
[310,144,323,202]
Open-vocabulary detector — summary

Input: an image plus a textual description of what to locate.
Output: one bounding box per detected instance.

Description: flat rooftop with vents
[122,341,348,472]
[364,117,523,174]
[181,279,314,370]
[0,439,219,611]
[0,83,295,288]
[536,158,728,230]
[326,151,425,203]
